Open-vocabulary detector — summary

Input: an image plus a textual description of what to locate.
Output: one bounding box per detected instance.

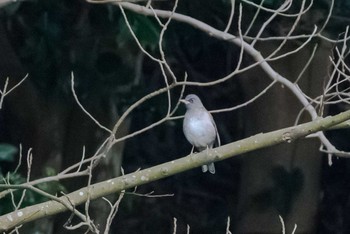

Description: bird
[180,94,220,174]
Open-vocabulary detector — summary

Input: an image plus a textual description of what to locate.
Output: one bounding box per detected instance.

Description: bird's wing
[208,112,221,147]
[216,128,221,147]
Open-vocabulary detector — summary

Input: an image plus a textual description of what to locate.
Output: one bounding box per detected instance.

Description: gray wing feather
[208,112,220,147]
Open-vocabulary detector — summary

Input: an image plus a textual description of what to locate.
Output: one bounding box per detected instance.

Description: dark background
[0,0,350,233]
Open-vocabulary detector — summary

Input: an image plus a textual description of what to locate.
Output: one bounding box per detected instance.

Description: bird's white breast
[183,110,216,148]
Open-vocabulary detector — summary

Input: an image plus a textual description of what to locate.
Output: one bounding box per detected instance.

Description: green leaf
[118,12,160,50]
[0,144,18,162]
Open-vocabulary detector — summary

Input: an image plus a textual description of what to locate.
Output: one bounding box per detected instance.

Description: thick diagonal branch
[1,109,350,231]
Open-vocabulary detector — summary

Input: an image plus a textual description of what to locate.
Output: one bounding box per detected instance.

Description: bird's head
[180,94,204,109]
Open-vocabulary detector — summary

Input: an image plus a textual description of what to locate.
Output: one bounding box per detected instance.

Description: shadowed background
[0,0,350,233]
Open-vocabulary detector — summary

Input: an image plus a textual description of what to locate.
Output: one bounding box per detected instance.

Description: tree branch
[2,109,350,231]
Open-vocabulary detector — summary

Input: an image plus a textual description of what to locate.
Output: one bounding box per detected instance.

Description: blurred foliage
[2,0,162,109]
[0,143,17,176]
[117,11,160,51]
[0,167,66,216]
[0,143,17,162]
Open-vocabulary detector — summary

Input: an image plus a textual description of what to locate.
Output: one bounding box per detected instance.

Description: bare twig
[172,217,177,234]
[0,74,28,109]
[226,216,232,234]
[224,0,235,33]
[103,191,125,234]
[71,73,113,135]
[2,110,350,231]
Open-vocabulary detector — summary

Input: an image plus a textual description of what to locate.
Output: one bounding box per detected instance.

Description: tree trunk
[236,40,332,233]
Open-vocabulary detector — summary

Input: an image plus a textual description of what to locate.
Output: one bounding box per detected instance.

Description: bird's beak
[180,99,189,105]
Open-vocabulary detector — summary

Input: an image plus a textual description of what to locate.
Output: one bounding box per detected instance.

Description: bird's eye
[189,98,194,103]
